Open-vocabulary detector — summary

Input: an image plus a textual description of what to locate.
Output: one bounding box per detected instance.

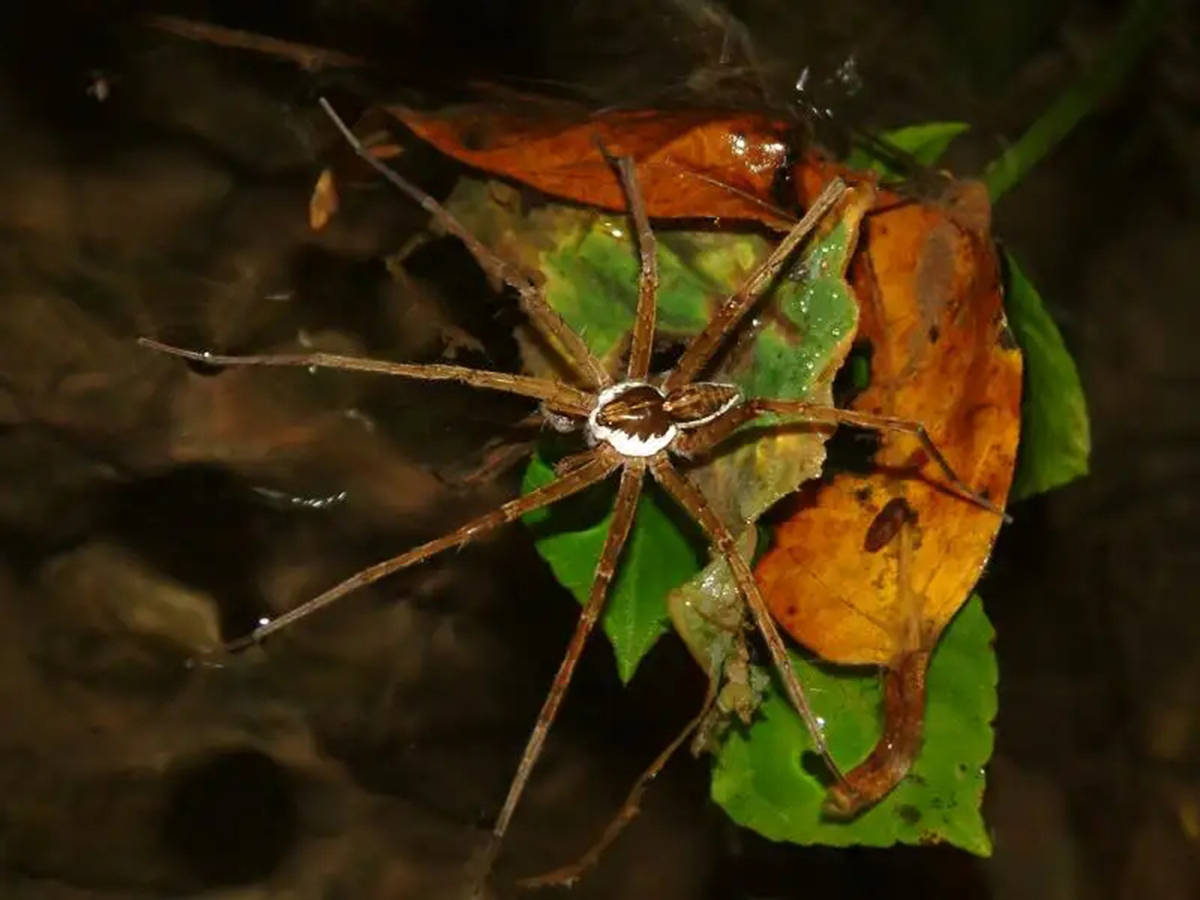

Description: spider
[140,98,1002,883]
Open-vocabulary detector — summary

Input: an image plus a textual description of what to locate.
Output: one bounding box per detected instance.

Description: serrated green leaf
[712,595,996,855]
[1003,252,1090,499]
[845,121,970,177]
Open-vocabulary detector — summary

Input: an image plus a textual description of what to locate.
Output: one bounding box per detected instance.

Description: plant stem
[984,0,1170,202]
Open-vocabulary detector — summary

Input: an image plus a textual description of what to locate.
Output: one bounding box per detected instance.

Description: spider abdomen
[663,382,743,430]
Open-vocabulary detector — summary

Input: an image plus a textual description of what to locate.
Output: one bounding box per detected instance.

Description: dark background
[0,1,1195,898]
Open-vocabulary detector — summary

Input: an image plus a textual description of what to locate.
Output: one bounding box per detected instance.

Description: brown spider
[140,98,1002,883]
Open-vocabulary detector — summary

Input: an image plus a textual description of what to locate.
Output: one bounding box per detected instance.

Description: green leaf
[447,178,863,681]
[1003,252,1090,499]
[845,121,970,177]
[521,448,703,683]
[712,596,997,855]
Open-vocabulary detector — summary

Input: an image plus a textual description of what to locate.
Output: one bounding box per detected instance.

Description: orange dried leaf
[389,103,795,227]
[758,171,1021,667]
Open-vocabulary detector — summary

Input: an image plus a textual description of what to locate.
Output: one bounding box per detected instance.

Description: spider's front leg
[670,393,1006,519]
[747,399,1009,518]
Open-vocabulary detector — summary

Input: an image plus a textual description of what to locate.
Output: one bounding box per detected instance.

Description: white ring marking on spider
[586,381,677,457]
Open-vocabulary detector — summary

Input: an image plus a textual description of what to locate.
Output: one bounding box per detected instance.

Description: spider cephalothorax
[139,98,1004,890]
[587,380,742,456]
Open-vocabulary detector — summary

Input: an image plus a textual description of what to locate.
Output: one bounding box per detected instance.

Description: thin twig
[146,14,367,71]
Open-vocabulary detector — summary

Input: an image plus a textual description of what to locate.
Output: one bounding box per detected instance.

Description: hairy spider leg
[649,456,848,792]
[319,97,611,390]
[609,154,659,381]
[663,177,847,392]
[519,680,718,889]
[475,460,647,883]
[137,339,593,417]
[221,450,618,650]
[671,397,1006,518]
[747,399,1009,518]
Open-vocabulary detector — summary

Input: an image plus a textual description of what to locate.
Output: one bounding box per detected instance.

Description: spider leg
[221,449,619,652]
[663,177,846,391]
[319,98,610,390]
[606,154,658,381]
[749,399,1010,518]
[649,456,847,785]
[553,447,606,477]
[480,461,646,877]
[519,680,717,889]
[138,338,593,417]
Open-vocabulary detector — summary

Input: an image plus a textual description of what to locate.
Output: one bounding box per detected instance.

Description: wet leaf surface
[739,162,1021,815]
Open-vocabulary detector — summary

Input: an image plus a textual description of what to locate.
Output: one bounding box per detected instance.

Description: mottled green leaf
[1004,252,1090,499]
[712,596,996,855]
